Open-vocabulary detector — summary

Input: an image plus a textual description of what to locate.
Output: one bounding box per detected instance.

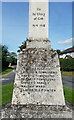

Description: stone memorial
[1,0,72,119]
[12,1,65,106]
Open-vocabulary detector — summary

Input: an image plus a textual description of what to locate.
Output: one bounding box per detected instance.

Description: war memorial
[1,0,72,119]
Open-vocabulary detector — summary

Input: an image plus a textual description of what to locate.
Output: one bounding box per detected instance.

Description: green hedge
[59,58,74,71]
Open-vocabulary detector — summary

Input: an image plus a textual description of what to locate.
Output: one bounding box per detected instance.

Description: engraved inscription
[20,66,57,93]
[32,8,45,28]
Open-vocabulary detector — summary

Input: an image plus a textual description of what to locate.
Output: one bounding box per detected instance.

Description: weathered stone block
[12,48,65,106]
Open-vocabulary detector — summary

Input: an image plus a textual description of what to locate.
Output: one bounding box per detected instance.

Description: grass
[0,83,14,105]
[63,87,74,103]
[61,71,74,77]
[0,83,74,105]
[1,68,13,75]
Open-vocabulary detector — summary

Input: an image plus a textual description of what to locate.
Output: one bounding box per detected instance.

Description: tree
[17,40,27,52]
[0,45,2,72]
[2,45,9,69]
[56,49,61,55]
[7,52,17,65]
[1,45,17,69]
[59,58,74,71]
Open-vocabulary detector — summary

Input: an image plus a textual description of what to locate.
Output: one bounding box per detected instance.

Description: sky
[2,2,72,53]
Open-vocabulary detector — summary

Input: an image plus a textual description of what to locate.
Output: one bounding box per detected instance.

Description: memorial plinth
[1,0,72,119]
[12,48,65,106]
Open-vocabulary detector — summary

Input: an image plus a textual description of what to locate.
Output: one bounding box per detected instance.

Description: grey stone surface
[26,40,51,49]
[1,104,72,119]
[12,48,65,106]
[28,1,50,49]
[29,1,49,40]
